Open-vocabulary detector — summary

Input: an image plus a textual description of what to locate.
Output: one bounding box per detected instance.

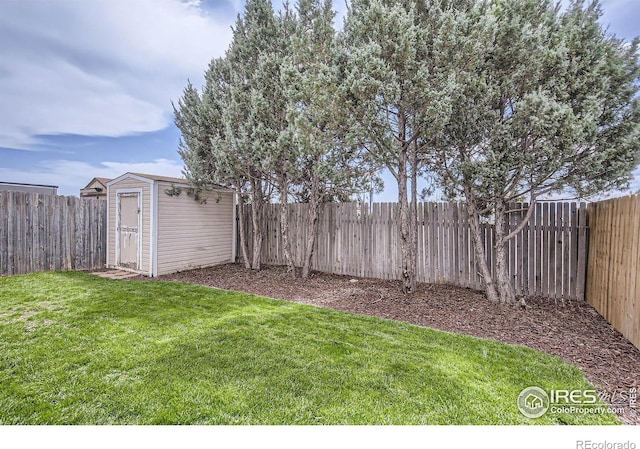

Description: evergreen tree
[174,60,254,269]
[341,0,454,293]
[425,0,640,303]
[224,0,287,270]
[175,0,292,271]
[284,0,376,278]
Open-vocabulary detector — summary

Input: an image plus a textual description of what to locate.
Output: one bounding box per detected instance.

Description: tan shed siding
[156,185,233,275]
[107,178,151,273]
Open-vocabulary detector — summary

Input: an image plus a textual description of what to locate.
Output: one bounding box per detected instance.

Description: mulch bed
[147,264,639,424]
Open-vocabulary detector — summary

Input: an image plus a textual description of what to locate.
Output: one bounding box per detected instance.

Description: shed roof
[130,173,189,184]
[94,177,112,186]
[0,181,58,189]
[82,177,111,190]
[107,172,232,192]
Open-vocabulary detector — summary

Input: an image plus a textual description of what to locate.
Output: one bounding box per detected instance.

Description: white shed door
[117,193,140,270]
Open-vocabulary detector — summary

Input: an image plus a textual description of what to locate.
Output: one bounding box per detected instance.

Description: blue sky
[0,0,638,198]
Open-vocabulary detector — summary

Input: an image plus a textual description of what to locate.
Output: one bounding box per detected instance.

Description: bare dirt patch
[148,263,639,424]
[5,302,61,332]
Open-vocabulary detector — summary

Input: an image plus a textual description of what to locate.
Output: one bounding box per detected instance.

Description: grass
[0,271,618,425]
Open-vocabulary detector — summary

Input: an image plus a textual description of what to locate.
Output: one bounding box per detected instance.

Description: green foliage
[0,272,619,424]
[174,0,291,202]
[175,0,296,269]
[428,0,640,203]
[164,184,182,197]
[175,0,380,207]
[421,0,640,302]
[163,184,208,204]
[282,0,378,202]
[340,0,462,292]
[174,0,638,296]
[175,0,383,273]
[225,0,289,188]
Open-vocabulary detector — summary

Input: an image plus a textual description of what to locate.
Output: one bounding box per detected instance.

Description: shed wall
[107,178,151,273]
[156,185,233,275]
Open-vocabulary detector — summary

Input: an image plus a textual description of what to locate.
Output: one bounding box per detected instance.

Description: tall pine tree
[425,0,640,303]
[341,0,455,293]
[283,0,375,278]
[175,0,293,271]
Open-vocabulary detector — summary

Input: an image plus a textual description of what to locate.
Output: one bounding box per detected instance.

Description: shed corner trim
[150,182,159,277]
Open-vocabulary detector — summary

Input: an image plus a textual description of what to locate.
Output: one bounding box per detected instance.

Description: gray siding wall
[156,184,233,276]
[0,184,57,195]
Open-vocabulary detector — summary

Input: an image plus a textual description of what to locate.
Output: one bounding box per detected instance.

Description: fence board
[569,203,577,299]
[458,205,465,287]
[576,203,587,300]
[552,203,561,297]
[563,202,571,299]
[0,192,6,273]
[526,204,533,296]
[511,204,520,296]
[0,191,107,276]
[520,204,528,296]
[586,194,640,349]
[239,200,586,301]
[546,203,554,297]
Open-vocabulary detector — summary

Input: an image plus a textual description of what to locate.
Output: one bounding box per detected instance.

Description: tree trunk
[398,144,415,294]
[236,192,251,269]
[464,189,500,302]
[409,140,419,292]
[250,178,263,271]
[302,171,320,279]
[277,173,295,276]
[494,200,516,303]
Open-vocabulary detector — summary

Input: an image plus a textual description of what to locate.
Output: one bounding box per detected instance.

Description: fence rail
[239,201,588,300]
[0,191,107,276]
[587,194,640,349]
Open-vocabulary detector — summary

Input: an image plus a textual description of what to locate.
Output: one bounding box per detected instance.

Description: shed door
[117,193,140,270]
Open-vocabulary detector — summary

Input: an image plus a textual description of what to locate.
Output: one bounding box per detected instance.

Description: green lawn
[0,271,618,425]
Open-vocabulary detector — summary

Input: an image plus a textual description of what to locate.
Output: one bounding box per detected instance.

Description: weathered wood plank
[512,203,521,296]
[534,203,546,295]
[458,203,467,288]
[586,195,640,349]
[237,200,589,303]
[546,203,555,298]
[576,202,587,301]
[565,202,572,299]
[0,193,107,276]
[523,203,532,296]
[569,203,578,300]
[0,192,7,275]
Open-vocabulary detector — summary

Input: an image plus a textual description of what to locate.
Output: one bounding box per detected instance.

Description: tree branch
[504,195,536,242]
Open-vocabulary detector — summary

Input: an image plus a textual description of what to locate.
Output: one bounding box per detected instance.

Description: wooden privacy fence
[0,191,107,276]
[239,201,588,300]
[587,194,640,349]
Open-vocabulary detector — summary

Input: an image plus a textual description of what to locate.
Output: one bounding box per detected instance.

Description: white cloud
[0,0,234,150]
[0,159,184,195]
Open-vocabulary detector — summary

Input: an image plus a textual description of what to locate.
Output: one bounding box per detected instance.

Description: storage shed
[106,173,235,276]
